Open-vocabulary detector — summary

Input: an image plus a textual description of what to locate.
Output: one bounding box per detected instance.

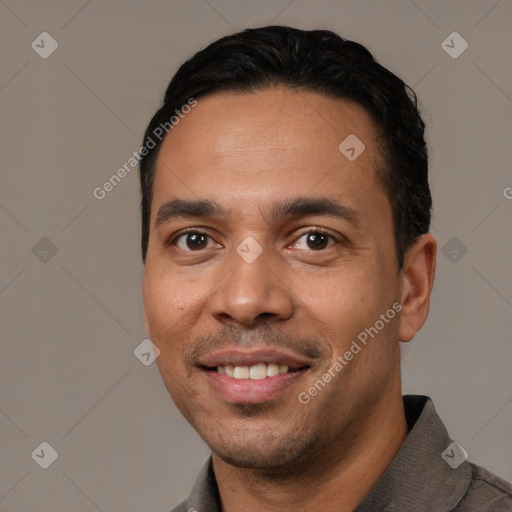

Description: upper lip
[199,349,313,370]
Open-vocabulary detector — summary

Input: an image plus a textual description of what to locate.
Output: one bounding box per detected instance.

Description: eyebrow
[154,197,359,227]
[155,199,226,227]
[270,197,359,225]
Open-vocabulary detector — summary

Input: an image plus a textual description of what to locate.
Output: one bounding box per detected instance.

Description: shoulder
[456,463,512,511]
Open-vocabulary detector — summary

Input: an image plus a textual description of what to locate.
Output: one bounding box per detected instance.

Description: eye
[292,230,337,251]
[172,231,218,251]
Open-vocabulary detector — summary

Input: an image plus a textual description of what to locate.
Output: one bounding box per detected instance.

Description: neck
[213,392,408,512]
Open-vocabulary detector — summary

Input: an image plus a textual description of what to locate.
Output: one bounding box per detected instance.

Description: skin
[142,87,436,511]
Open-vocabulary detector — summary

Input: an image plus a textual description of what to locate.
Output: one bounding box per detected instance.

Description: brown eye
[293,231,336,251]
[306,232,329,250]
[174,232,213,251]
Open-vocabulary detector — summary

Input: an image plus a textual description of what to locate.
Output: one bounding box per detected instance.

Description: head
[141,26,436,471]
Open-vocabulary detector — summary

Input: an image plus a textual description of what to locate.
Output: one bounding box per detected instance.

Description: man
[139,26,512,511]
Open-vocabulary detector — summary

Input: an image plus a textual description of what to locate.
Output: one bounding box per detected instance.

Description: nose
[209,244,294,327]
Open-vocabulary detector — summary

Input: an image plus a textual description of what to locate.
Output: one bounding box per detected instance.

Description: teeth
[233,366,249,379]
[249,363,267,380]
[216,363,291,379]
[267,363,280,377]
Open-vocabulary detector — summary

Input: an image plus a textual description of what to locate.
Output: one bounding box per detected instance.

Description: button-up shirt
[169,395,512,511]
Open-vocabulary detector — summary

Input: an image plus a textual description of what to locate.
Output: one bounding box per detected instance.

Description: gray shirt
[169,395,512,511]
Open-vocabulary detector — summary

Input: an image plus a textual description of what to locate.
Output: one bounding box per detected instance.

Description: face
[143,87,407,470]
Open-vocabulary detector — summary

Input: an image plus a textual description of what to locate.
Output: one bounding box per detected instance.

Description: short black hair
[139,25,431,267]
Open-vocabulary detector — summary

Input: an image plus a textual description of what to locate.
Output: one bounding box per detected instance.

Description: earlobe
[398,234,437,342]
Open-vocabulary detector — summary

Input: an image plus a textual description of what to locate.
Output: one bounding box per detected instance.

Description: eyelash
[170,229,219,251]
[169,228,341,251]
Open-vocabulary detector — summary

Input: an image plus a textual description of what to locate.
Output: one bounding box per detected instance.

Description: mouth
[216,362,294,379]
[198,349,313,404]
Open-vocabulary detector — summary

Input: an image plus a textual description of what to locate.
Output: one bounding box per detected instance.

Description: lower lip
[205,369,308,404]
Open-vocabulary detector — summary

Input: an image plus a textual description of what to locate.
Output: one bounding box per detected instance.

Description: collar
[354,395,472,510]
[184,395,472,511]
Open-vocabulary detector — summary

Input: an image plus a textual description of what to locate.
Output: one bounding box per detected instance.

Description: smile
[216,363,290,379]
[199,349,313,404]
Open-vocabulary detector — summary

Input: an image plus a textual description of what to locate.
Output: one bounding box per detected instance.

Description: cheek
[291,265,391,352]
[142,263,217,352]
[142,266,190,343]
[143,273,174,331]
[143,270,198,406]
[144,255,191,309]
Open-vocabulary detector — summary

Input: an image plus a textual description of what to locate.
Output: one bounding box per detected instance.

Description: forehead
[151,87,387,218]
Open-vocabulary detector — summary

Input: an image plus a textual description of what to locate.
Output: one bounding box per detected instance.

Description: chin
[208,428,322,471]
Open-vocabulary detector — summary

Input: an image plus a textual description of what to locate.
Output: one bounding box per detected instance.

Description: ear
[398,234,437,342]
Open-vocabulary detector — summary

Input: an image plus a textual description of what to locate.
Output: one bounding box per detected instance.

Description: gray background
[0,0,511,510]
